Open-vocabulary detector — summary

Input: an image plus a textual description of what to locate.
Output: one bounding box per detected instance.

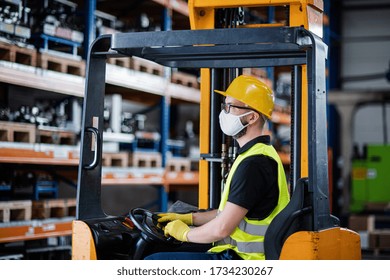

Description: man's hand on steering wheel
[157,213,193,225]
[164,220,190,242]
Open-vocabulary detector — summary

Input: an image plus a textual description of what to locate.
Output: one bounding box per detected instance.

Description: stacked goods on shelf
[0,104,79,206]
[242,67,272,88]
[37,126,77,145]
[166,138,192,172]
[0,198,76,223]
[171,70,199,89]
[107,56,131,68]
[0,120,35,143]
[32,198,76,219]
[0,200,32,223]
[129,151,162,168]
[0,41,36,66]
[30,0,83,55]
[0,0,31,43]
[0,119,79,163]
[129,56,164,77]
[0,37,85,77]
[36,52,85,76]
[32,1,85,75]
[102,152,129,168]
[0,96,80,161]
[166,156,191,172]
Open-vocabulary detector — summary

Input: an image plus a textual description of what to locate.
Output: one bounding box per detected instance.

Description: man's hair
[257,111,268,129]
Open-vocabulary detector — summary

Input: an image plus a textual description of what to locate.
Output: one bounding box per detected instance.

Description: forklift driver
[145,75,290,260]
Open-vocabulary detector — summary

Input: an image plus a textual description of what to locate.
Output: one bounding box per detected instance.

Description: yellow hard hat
[214,75,274,119]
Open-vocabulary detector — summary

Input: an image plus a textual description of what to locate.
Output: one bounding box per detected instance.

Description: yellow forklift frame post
[189,0,322,210]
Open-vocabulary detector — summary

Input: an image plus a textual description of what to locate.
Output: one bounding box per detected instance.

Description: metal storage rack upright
[0,0,199,247]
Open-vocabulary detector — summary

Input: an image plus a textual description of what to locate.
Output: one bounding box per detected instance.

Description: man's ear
[249,111,259,123]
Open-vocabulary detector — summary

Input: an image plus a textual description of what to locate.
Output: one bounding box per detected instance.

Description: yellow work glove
[158,213,193,225]
[164,220,190,242]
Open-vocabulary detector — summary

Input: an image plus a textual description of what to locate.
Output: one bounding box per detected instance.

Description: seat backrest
[264,177,313,260]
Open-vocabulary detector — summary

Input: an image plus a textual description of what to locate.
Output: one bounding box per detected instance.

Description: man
[145,75,290,260]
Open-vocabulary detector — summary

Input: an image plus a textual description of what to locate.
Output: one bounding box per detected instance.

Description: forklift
[72,0,361,260]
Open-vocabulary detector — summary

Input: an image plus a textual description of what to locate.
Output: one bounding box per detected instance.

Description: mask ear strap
[239,111,254,127]
[240,110,255,123]
[239,110,254,118]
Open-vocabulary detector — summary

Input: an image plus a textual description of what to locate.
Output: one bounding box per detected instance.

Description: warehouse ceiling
[340,0,390,91]
[342,0,390,9]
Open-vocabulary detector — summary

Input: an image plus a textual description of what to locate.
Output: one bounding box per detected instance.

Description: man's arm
[186,202,248,244]
[192,209,218,226]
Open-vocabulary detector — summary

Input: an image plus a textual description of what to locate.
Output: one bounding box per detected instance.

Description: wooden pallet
[274,104,291,115]
[32,198,76,219]
[369,230,390,256]
[365,202,390,212]
[0,42,37,67]
[0,200,32,223]
[37,53,86,76]
[242,67,268,79]
[0,121,36,143]
[349,214,390,232]
[130,56,164,76]
[129,151,162,168]
[166,157,191,172]
[242,68,273,89]
[349,214,390,255]
[102,152,129,167]
[171,71,199,89]
[37,128,76,145]
[108,57,131,68]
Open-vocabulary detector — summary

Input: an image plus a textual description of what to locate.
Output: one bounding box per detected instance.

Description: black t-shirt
[227,135,279,220]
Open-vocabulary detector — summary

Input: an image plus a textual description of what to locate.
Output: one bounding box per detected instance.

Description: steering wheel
[129,208,181,259]
[129,208,176,244]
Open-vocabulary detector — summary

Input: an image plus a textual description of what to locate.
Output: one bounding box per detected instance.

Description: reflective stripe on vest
[238,219,269,236]
[216,236,265,253]
[215,212,269,254]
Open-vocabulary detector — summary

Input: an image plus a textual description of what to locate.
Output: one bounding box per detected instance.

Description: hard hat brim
[214,89,228,96]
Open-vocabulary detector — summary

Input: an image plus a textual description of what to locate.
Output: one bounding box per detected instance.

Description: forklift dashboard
[84,208,180,260]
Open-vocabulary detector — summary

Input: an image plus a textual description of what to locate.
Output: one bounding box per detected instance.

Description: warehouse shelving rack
[0,1,291,253]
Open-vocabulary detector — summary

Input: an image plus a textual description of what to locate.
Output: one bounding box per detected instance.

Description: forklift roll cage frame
[77,26,333,232]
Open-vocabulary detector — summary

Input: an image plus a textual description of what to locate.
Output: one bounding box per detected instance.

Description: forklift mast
[188,0,328,224]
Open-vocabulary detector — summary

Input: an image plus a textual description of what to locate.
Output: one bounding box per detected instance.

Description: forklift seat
[264,177,313,260]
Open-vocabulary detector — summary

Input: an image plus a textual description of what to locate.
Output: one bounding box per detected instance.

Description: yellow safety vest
[209,142,290,260]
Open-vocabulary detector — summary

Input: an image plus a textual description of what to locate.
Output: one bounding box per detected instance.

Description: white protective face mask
[219,110,252,136]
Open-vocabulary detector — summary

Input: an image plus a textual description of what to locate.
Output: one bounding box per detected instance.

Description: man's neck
[236,129,263,147]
